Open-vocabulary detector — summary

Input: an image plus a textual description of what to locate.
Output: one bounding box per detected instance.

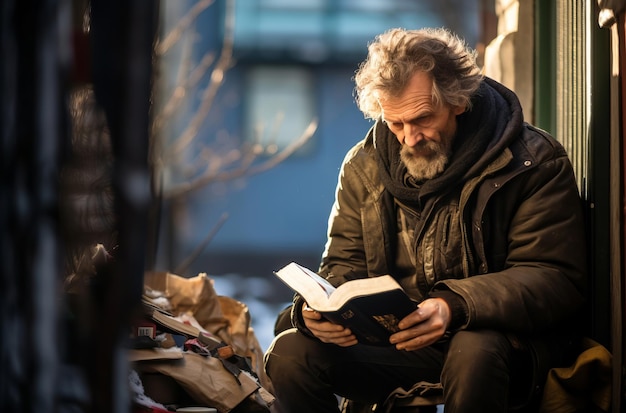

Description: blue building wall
[155,0,482,278]
[182,63,373,276]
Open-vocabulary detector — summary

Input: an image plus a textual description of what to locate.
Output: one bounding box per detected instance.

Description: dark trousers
[264,328,537,413]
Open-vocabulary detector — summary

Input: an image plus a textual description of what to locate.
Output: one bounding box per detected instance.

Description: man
[264,27,587,413]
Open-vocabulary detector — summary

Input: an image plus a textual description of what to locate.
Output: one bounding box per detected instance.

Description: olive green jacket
[301,121,587,336]
[288,77,587,341]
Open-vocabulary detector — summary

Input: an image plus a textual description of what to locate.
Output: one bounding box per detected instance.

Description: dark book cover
[275,262,418,346]
[318,288,417,346]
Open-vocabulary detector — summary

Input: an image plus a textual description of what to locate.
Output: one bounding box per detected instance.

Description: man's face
[379,71,465,181]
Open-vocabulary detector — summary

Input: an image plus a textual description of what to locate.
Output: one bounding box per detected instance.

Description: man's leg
[264,328,444,413]
[264,328,341,413]
[441,330,516,413]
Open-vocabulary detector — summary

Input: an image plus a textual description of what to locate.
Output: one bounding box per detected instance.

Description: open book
[274,262,417,346]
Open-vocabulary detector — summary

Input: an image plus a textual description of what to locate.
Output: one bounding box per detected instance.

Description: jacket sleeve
[317,142,375,284]
[435,153,588,334]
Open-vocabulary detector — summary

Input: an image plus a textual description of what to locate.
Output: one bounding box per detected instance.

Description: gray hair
[354,27,483,120]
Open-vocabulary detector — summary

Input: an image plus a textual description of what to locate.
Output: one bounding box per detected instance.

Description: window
[244,66,316,155]
[232,0,480,63]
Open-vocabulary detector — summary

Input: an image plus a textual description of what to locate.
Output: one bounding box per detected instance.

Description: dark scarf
[374,78,521,210]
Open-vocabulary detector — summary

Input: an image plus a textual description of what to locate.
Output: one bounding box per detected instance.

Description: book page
[275,262,413,313]
[326,275,403,309]
[298,265,336,297]
[274,262,336,308]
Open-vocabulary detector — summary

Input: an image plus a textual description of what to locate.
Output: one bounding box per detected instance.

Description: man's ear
[453,105,466,115]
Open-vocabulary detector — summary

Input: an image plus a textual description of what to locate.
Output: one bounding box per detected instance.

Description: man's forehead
[376,72,433,104]
[378,83,435,120]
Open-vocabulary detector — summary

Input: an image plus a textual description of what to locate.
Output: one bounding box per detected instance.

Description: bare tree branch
[153,0,318,201]
[153,50,216,132]
[162,118,318,199]
[174,211,228,275]
[155,0,215,56]
[164,0,236,160]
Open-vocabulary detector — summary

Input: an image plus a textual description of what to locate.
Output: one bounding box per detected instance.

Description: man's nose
[403,124,423,146]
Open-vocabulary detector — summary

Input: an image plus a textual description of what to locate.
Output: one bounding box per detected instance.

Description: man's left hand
[389,298,451,351]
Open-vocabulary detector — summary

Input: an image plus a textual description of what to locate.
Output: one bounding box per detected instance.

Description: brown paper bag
[136,352,260,412]
[141,271,275,402]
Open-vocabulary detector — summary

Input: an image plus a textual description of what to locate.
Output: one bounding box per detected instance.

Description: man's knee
[447,330,511,361]
[442,330,513,380]
[264,328,327,378]
[264,328,299,373]
[441,330,515,412]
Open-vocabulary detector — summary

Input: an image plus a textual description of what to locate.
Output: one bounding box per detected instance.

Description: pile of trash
[129,270,275,413]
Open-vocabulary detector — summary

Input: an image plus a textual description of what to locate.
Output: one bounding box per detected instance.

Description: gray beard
[400,143,450,182]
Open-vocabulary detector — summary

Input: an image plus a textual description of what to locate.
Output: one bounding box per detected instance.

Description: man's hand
[301,303,358,347]
[389,298,451,351]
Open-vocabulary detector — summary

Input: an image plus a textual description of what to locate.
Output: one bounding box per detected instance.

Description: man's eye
[412,115,431,124]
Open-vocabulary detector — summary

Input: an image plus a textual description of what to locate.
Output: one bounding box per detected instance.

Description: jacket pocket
[420,201,464,285]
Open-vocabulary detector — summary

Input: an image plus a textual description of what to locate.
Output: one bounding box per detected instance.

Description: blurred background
[4,0,623,411]
[150,0,497,351]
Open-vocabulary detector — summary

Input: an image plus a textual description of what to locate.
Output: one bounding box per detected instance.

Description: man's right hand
[301,302,358,347]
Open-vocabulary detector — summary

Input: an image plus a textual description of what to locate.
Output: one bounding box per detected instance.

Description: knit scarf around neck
[374,80,513,209]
